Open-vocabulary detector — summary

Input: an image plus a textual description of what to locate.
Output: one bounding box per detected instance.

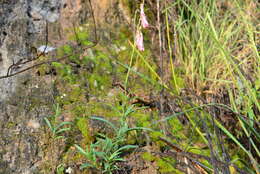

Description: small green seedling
[75,105,153,173]
[44,104,73,139]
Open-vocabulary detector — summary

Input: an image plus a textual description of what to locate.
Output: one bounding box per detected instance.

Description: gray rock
[28,0,64,23]
[0,0,64,173]
[0,0,64,100]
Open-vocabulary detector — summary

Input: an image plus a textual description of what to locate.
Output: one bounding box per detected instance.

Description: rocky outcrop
[0,0,64,100]
[0,0,66,173]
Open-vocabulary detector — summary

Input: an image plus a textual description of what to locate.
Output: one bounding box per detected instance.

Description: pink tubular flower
[140,3,149,29]
[135,30,144,51]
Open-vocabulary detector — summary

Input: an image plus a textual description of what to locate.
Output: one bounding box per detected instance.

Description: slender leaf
[44,117,53,131]
[55,127,71,134]
[80,163,95,170]
[75,144,89,157]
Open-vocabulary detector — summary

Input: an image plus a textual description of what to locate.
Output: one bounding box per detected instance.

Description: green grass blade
[55,127,71,134]
[54,121,72,132]
[75,144,88,157]
[44,117,53,132]
[80,163,95,170]
[214,119,259,169]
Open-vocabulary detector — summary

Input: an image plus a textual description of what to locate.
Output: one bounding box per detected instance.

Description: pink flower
[135,30,144,51]
[140,3,149,29]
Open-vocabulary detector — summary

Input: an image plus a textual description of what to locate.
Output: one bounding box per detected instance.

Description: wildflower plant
[135,29,144,51]
[140,3,149,29]
[44,104,72,140]
[75,104,152,173]
[135,3,149,51]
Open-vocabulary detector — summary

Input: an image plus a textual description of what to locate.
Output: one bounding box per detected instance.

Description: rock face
[0,0,64,100]
[0,0,131,173]
[0,0,64,173]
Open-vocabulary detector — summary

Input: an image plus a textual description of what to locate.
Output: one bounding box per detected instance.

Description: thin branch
[0,0,98,80]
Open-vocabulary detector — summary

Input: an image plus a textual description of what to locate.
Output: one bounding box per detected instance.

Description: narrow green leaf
[116,145,138,152]
[126,127,154,132]
[54,136,65,140]
[55,127,71,134]
[75,144,88,157]
[80,163,95,170]
[44,117,53,131]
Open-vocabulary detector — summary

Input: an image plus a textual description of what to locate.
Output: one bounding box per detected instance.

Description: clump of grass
[116,0,259,173]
